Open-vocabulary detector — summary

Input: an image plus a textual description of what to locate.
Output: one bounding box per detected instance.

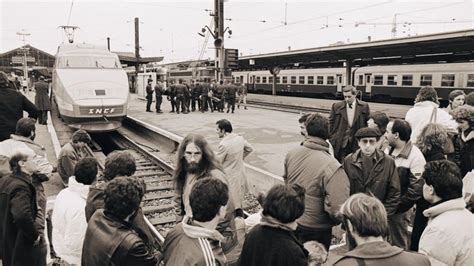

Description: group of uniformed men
[146,79,248,114]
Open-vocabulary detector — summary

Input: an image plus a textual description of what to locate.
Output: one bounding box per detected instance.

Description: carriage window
[282,76,288,83]
[327,76,335,85]
[250,76,254,83]
[374,75,383,85]
[420,75,432,86]
[358,75,364,85]
[298,76,305,84]
[441,74,455,87]
[317,76,324,85]
[291,76,297,84]
[256,76,260,83]
[269,76,273,83]
[276,76,280,83]
[467,74,474,87]
[387,75,397,85]
[240,76,244,83]
[262,76,267,83]
[402,75,413,86]
[307,76,314,84]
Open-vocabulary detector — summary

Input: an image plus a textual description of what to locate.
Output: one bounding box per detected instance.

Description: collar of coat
[10,134,44,150]
[11,171,34,186]
[336,241,403,261]
[181,215,225,242]
[423,198,466,218]
[260,213,298,231]
[303,136,330,153]
[388,141,414,159]
[349,149,384,166]
[336,99,363,111]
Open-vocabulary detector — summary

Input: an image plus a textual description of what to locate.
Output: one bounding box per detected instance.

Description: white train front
[52,43,129,132]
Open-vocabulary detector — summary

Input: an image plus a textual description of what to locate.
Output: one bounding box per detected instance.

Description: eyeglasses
[359,139,377,145]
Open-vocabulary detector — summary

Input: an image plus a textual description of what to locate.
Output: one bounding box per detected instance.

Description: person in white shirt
[52,157,98,265]
[405,86,457,143]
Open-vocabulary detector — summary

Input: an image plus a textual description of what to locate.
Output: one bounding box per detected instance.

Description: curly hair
[451,105,474,129]
[190,178,229,222]
[466,92,474,106]
[416,123,448,154]
[415,86,439,104]
[104,176,145,220]
[103,151,136,181]
[423,160,462,201]
[71,129,91,144]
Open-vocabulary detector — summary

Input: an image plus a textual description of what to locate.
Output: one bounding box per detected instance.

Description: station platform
[127,93,304,177]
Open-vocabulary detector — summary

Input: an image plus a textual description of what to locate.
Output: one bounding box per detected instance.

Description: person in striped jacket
[163,178,229,266]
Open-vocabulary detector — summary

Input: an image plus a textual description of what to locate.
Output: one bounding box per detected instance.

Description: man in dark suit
[329,85,370,162]
[34,76,51,125]
[145,79,153,112]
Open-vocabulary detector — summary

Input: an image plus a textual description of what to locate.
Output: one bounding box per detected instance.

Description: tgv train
[52,43,129,132]
[233,62,474,103]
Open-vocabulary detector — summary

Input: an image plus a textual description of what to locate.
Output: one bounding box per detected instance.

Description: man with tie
[329,85,370,162]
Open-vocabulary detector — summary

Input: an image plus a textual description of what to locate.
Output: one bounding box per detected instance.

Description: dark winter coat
[82,210,160,266]
[329,99,370,160]
[238,224,308,266]
[85,182,160,251]
[34,81,51,111]
[0,86,39,141]
[343,149,401,216]
[0,172,42,266]
[335,241,430,266]
[452,130,474,177]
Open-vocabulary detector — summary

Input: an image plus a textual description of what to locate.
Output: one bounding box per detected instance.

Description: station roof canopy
[238,29,474,70]
[114,52,163,65]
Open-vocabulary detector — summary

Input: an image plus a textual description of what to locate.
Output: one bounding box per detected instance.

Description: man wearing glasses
[342,127,401,217]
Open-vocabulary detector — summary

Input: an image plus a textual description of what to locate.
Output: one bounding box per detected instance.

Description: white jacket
[419,198,473,266]
[405,101,458,143]
[52,176,90,265]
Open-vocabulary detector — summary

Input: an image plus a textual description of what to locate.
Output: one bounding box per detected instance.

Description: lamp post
[198,0,232,82]
[16,30,31,84]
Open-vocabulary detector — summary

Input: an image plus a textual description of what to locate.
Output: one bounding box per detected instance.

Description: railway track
[92,130,177,245]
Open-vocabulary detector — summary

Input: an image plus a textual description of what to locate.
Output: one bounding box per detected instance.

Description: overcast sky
[1,0,473,63]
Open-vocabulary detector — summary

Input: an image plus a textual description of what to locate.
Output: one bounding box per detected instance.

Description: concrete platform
[127,94,304,177]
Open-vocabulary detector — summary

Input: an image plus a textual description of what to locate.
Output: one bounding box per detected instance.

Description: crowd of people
[145,79,248,115]
[0,67,473,266]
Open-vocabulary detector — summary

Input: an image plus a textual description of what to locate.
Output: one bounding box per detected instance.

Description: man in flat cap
[342,127,400,217]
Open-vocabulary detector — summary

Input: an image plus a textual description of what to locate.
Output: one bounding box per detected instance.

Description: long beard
[187,162,201,174]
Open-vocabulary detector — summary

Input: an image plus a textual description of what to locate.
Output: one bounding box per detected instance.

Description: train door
[336,74,343,93]
[364,73,373,100]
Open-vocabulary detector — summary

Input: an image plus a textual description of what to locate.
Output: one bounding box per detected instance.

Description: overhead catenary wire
[66,0,75,26]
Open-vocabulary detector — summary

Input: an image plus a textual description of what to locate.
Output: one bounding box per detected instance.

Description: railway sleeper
[134,171,169,178]
[146,183,175,192]
[142,203,175,214]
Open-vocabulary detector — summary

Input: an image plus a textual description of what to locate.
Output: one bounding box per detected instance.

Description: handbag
[430,106,455,154]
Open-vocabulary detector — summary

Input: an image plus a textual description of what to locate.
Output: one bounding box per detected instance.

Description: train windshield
[57,56,121,69]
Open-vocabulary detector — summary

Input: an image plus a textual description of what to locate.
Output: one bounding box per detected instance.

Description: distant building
[0,44,55,78]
